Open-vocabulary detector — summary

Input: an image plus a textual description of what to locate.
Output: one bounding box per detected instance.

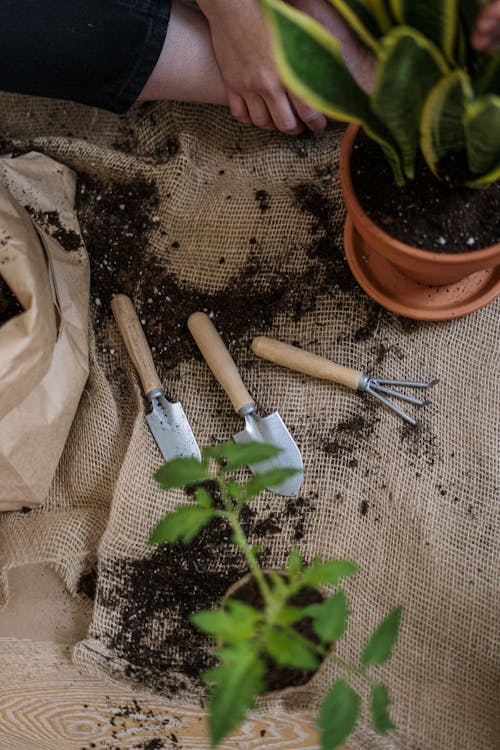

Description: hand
[472,1,500,52]
[195,0,328,134]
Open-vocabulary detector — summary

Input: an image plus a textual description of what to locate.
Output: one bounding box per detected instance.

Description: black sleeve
[0,0,171,114]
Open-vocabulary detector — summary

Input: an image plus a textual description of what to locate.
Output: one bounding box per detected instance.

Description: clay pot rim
[340,123,500,265]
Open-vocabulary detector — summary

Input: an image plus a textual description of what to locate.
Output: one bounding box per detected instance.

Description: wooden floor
[0,566,322,750]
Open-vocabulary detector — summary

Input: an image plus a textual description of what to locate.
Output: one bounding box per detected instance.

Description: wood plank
[0,638,321,750]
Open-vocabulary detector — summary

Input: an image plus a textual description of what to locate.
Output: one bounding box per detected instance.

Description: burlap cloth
[0,93,498,750]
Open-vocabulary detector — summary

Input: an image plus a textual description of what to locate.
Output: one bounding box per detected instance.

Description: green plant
[149,441,401,750]
[261,0,500,186]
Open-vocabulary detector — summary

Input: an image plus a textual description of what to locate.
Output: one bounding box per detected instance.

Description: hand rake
[252,336,438,427]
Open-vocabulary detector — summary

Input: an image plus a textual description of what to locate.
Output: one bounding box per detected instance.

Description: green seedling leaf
[148,506,215,545]
[264,626,319,671]
[154,457,208,490]
[244,468,302,498]
[306,590,349,643]
[202,440,235,461]
[370,683,396,733]
[302,558,358,587]
[226,598,264,621]
[318,679,361,750]
[191,603,262,644]
[194,487,213,509]
[286,548,303,577]
[361,606,402,666]
[203,643,266,747]
[227,481,245,500]
[268,571,290,599]
[206,441,282,471]
[273,606,305,626]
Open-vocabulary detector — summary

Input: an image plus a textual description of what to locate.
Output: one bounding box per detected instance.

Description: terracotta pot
[339,124,500,319]
[223,569,327,699]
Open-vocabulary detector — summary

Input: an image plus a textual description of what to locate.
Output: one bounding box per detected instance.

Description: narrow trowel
[187,312,303,496]
[112,295,201,462]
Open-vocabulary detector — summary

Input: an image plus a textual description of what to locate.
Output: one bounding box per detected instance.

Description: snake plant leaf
[420,70,473,177]
[475,55,500,97]
[372,27,449,178]
[361,0,393,33]
[261,0,404,184]
[388,0,458,61]
[464,95,500,185]
[327,0,383,52]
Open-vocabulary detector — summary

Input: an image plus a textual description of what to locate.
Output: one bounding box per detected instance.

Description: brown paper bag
[0,153,89,511]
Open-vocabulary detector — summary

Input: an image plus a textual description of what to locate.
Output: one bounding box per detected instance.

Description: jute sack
[0,153,89,510]
[0,94,498,750]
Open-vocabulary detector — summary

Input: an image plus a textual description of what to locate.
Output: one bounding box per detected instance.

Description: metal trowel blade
[146,392,201,462]
[233,411,303,496]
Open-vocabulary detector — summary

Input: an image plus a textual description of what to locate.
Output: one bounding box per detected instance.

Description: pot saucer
[344,217,500,321]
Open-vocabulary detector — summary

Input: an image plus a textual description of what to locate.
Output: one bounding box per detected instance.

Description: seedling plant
[149,441,402,750]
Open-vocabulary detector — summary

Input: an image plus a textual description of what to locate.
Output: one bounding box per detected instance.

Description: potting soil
[0,94,498,750]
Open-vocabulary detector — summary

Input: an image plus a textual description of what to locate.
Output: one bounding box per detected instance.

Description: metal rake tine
[368,383,429,407]
[372,378,440,389]
[364,384,417,426]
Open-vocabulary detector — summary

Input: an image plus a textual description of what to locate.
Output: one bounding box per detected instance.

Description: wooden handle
[251,336,363,391]
[111,294,162,395]
[188,312,254,413]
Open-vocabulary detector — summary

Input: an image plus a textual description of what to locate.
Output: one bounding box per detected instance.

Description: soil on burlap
[0,275,23,325]
[351,129,500,253]
[93,484,319,695]
[72,167,359,378]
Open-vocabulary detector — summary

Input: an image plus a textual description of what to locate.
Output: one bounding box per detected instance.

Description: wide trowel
[187,312,303,496]
[111,295,201,462]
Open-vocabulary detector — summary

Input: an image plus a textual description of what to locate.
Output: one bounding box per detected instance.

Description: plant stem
[327,654,375,685]
[216,472,273,607]
[228,511,274,607]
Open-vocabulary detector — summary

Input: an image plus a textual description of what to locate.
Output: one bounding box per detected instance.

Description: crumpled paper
[0,153,89,510]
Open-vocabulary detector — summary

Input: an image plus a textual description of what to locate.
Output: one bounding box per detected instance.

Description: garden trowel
[111,295,201,462]
[187,312,303,496]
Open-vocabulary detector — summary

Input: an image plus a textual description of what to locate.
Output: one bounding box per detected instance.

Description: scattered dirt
[77,569,97,600]
[97,509,248,693]
[72,167,364,377]
[228,572,323,692]
[23,206,82,251]
[351,130,500,252]
[79,697,183,750]
[400,418,439,467]
[0,275,23,325]
[324,410,379,459]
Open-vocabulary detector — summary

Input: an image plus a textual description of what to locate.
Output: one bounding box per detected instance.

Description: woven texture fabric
[0,93,498,750]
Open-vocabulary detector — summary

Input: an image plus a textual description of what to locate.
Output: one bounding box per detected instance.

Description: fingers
[227,91,252,126]
[245,93,278,131]
[228,85,327,136]
[472,2,500,52]
[289,95,327,133]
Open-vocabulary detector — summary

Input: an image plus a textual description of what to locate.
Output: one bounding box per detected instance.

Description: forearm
[139,0,227,104]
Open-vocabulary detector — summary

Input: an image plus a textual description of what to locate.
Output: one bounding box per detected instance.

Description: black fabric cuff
[0,0,172,114]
